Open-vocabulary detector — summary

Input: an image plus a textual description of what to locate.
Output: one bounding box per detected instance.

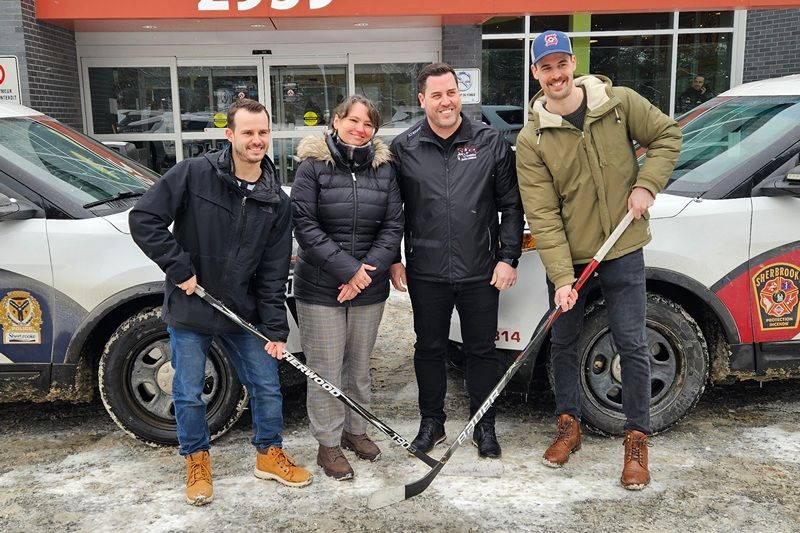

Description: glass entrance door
[268,63,347,183]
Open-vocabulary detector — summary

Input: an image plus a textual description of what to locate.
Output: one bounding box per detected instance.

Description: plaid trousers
[296,300,385,446]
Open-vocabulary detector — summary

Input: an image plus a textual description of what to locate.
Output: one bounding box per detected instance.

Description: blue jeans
[546,248,652,434]
[408,278,500,426]
[168,326,284,456]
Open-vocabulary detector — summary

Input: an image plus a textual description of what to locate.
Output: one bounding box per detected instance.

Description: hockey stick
[368,209,636,509]
[192,284,439,468]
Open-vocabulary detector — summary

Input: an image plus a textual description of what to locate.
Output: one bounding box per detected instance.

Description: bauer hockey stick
[368,209,636,509]
[193,284,439,468]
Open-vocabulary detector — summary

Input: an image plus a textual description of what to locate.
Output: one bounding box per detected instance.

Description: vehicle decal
[752,263,799,331]
[0,351,13,363]
[1,290,43,344]
[713,243,800,344]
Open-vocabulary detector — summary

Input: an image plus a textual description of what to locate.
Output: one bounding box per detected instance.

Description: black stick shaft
[192,285,439,468]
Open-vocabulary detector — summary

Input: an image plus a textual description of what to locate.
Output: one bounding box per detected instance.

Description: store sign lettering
[198,0,332,11]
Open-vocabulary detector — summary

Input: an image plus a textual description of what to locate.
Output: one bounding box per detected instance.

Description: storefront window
[88,67,173,135]
[590,12,673,31]
[482,40,525,107]
[355,63,427,129]
[590,35,673,113]
[483,17,524,34]
[272,137,301,185]
[270,65,347,130]
[177,66,259,131]
[676,33,732,115]
[495,12,739,118]
[679,11,734,29]
[182,139,229,160]
[529,16,570,32]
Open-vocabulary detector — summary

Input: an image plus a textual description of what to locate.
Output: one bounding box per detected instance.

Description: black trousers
[407,278,500,426]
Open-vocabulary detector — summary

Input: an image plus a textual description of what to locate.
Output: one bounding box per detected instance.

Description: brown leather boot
[542,414,581,468]
[185,450,213,506]
[316,444,354,480]
[621,430,651,490]
[341,431,381,462]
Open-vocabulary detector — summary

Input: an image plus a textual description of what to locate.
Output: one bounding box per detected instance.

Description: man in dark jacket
[129,98,312,506]
[390,63,524,458]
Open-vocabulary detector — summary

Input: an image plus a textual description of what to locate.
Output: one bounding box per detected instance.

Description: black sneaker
[472,423,502,458]
[411,418,446,453]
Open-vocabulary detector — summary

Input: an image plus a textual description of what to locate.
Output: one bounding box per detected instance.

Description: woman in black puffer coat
[290,95,403,480]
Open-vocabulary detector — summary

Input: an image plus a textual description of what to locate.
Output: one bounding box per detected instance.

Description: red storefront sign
[36,0,800,22]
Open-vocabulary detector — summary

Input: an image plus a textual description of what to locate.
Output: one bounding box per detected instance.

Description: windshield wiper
[83,191,144,209]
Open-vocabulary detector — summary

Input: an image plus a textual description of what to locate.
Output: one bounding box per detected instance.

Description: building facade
[1,1,799,181]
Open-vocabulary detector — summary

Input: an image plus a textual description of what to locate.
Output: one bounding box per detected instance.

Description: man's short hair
[417,62,457,94]
[227,98,270,131]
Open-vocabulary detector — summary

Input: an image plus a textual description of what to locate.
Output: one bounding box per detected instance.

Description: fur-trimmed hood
[296,134,392,169]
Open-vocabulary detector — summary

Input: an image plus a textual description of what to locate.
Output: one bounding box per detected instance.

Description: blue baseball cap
[531,30,573,64]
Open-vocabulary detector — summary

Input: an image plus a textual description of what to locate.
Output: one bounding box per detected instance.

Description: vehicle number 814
[495,330,521,343]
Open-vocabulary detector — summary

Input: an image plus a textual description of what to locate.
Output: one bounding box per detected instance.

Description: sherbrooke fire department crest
[0,290,44,344]
[752,263,800,330]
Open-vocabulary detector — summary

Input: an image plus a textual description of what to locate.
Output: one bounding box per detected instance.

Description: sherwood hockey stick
[192,284,439,468]
[368,209,636,509]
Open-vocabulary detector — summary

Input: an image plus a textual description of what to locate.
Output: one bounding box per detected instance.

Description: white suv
[450,75,800,435]
[0,103,303,445]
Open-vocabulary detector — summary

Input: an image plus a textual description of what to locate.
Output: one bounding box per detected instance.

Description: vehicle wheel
[550,294,709,436]
[99,307,247,446]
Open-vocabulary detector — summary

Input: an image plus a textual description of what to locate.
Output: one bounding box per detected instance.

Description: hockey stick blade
[192,285,439,468]
[367,210,635,508]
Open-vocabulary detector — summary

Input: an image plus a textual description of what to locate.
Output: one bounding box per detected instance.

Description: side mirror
[0,192,39,220]
[753,165,800,198]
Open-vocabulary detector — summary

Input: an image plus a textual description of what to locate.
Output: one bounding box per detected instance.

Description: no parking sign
[0,57,21,104]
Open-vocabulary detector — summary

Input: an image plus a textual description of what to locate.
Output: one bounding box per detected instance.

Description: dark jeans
[408,278,500,426]
[546,248,651,434]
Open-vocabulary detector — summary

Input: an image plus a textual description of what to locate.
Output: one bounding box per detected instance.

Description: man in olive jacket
[515,31,681,489]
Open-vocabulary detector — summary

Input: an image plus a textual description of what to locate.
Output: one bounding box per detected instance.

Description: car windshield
[663,95,800,196]
[0,115,157,208]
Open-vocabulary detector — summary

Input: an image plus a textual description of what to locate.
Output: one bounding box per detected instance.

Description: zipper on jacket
[350,171,359,261]
[444,149,453,283]
[220,194,248,314]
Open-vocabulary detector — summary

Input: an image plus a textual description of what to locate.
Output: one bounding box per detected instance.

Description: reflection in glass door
[178,64,260,160]
[269,64,347,184]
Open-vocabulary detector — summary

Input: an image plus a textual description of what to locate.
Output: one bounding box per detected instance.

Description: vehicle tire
[99,307,247,446]
[549,293,709,436]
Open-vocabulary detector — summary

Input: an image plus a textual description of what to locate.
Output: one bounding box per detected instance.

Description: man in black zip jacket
[390,63,524,458]
[129,99,312,506]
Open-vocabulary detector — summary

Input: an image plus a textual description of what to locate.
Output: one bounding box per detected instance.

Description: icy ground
[1,292,799,532]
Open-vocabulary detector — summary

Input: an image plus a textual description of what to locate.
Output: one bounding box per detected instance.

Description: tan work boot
[621,430,651,490]
[254,446,313,487]
[317,444,355,480]
[341,431,381,462]
[185,450,213,506]
[542,414,582,468]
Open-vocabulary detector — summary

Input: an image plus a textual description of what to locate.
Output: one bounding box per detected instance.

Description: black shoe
[411,418,446,453]
[472,423,502,458]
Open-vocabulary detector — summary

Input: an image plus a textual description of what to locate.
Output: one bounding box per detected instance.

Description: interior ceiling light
[354,22,369,27]
[142,25,158,29]
[250,23,268,28]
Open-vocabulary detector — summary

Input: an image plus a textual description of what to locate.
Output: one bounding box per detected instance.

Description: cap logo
[544,33,559,47]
